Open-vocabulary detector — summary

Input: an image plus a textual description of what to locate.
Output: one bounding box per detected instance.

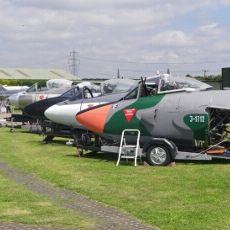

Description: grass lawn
[0,174,94,229]
[0,127,229,229]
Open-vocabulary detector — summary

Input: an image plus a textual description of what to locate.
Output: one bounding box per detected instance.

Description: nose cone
[23,97,67,120]
[45,105,64,124]
[76,104,112,133]
[8,93,20,107]
[45,104,79,127]
[23,101,42,119]
[8,93,33,109]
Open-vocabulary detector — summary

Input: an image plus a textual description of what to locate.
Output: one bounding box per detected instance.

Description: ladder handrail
[116,129,141,166]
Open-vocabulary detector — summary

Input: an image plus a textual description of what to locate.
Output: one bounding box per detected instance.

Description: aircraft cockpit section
[158,79,181,92]
[82,86,94,99]
[68,88,84,101]
[25,83,42,93]
[123,73,213,101]
[76,82,101,97]
[46,79,73,89]
[60,87,79,98]
[124,83,158,100]
[145,73,213,93]
[68,86,94,102]
[100,79,138,95]
[43,87,72,97]
[124,87,139,100]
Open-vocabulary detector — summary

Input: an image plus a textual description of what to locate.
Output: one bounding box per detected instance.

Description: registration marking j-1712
[189,115,205,123]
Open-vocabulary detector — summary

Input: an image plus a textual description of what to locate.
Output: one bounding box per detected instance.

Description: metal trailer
[2,113,76,141]
[40,122,77,144]
[4,113,37,132]
[5,113,37,124]
[76,132,230,166]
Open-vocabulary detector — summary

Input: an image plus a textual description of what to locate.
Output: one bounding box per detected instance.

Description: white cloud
[0,0,230,77]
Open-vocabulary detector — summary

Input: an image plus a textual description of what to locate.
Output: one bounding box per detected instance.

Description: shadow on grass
[78,150,230,166]
[24,137,72,146]
[42,139,70,146]
[176,158,230,165]
[67,151,117,160]
[66,151,139,166]
[64,148,230,167]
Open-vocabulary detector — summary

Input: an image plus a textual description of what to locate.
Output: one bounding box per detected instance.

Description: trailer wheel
[146,145,172,166]
[81,134,91,146]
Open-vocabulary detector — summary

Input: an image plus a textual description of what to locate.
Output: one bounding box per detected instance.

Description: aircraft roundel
[87,104,94,108]
[39,95,45,100]
[123,108,137,123]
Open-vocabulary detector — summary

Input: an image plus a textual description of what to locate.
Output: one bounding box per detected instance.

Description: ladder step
[121,156,136,159]
[122,145,136,148]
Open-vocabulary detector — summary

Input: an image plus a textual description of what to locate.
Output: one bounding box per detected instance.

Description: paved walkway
[0,111,16,118]
[0,160,159,230]
[0,112,20,126]
[0,112,11,122]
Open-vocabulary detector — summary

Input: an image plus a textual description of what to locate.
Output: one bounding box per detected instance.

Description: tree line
[0,74,223,87]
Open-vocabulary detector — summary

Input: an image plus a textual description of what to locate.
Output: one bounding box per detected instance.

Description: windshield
[25,83,41,93]
[69,88,83,101]
[124,87,139,100]
[60,87,78,97]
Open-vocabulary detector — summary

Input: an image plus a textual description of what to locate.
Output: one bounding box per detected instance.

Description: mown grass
[0,174,95,229]
[0,127,230,230]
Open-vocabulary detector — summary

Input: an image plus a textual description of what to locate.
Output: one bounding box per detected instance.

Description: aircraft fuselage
[76,89,230,151]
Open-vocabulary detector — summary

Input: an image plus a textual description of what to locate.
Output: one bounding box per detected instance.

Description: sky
[0,0,230,79]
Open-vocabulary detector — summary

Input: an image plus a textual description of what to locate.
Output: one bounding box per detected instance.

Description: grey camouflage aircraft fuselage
[0,84,29,98]
[76,74,230,165]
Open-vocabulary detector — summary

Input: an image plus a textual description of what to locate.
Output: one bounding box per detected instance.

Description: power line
[79,55,230,65]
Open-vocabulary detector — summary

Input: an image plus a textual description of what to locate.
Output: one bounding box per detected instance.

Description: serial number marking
[189,115,205,123]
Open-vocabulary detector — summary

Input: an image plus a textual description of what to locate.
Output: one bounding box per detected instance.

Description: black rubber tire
[81,134,91,146]
[146,145,172,166]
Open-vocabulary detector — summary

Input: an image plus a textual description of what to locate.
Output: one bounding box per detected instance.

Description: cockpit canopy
[100,79,138,95]
[46,79,73,89]
[145,74,212,92]
[124,74,213,100]
[68,78,138,101]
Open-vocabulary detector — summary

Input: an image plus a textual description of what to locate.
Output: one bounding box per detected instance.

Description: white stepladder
[116,129,142,167]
